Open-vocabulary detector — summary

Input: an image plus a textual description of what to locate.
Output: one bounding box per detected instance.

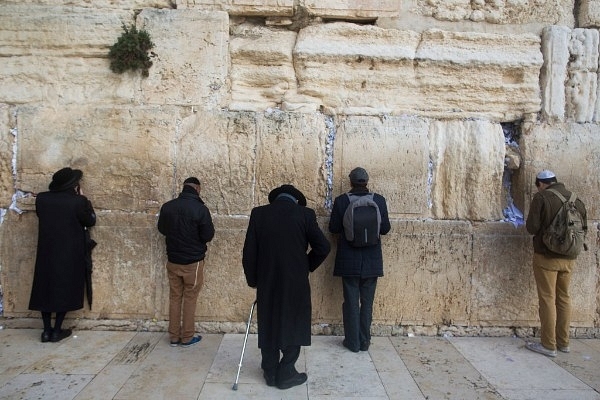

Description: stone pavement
[0,328,599,400]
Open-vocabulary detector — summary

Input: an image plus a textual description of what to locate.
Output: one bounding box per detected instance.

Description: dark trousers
[342,276,377,351]
[261,345,301,381]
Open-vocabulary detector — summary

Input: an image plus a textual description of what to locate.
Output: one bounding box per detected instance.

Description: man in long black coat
[29,167,96,343]
[242,184,330,390]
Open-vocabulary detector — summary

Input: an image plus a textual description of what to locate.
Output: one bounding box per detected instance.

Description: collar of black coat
[178,188,205,204]
[349,187,369,194]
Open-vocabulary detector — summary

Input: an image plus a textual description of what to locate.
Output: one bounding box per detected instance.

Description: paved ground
[0,328,599,399]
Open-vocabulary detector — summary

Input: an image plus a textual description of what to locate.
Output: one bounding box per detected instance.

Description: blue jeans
[342,276,377,351]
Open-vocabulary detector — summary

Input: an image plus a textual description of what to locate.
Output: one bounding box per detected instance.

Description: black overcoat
[242,198,330,349]
[29,190,96,312]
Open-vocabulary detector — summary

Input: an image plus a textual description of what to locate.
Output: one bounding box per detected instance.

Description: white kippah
[536,170,556,180]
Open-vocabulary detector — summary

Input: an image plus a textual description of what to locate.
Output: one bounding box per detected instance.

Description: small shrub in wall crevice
[109,24,155,77]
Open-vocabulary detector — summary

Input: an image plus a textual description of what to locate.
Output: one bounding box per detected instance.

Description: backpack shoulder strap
[545,188,567,203]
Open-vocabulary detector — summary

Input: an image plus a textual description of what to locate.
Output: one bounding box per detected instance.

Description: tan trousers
[532,253,574,350]
[166,260,204,343]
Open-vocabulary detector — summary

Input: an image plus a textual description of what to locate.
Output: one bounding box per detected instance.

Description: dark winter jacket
[242,197,330,349]
[526,182,587,259]
[158,186,215,264]
[29,189,96,312]
[328,187,391,277]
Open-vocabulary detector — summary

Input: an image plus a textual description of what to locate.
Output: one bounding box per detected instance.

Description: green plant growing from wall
[109,24,154,77]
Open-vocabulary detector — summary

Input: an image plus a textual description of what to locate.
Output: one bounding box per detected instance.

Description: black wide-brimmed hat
[48,167,83,191]
[268,184,307,207]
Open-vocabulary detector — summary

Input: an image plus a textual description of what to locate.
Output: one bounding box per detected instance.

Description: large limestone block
[294,23,542,120]
[332,115,431,217]
[0,104,12,209]
[301,0,399,19]
[579,0,600,27]
[86,212,164,319]
[176,110,257,215]
[429,120,505,221]
[295,23,421,116]
[137,9,229,108]
[255,110,330,213]
[0,212,38,316]
[541,27,600,123]
[15,106,179,212]
[0,4,131,57]
[541,26,570,122]
[471,223,537,326]
[229,25,298,111]
[376,219,474,326]
[415,0,574,26]
[566,29,599,122]
[0,5,138,105]
[519,122,600,220]
[0,0,175,8]
[415,29,542,120]
[176,0,294,16]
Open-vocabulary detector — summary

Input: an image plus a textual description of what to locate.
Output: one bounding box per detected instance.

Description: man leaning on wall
[525,170,587,357]
[158,177,215,348]
[328,167,391,353]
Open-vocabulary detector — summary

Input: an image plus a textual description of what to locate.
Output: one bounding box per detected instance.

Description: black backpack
[342,193,381,247]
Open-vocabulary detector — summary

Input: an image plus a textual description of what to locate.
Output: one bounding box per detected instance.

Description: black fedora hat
[268,184,307,206]
[49,167,83,191]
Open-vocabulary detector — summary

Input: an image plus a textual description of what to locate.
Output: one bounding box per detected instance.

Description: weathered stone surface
[0,0,174,8]
[301,0,399,19]
[519,122,600,220]
[138,9,229,108]
[429,120,505,221]
[229,24,297,111]
[15,106,178,212]
[541,27,600,123]
[566,29,599,122]
[579,0,600,27]
[176,0,294,16]
[376,219,474,326]
[255,110,329,212]
[0,5,138,105]
[332,115,431,217]
[415,0,574,26]
[176,110,257,215]
[0,105,12,209]
[378,0,574,35]
[541,26,570,122]
[294,23,542,120]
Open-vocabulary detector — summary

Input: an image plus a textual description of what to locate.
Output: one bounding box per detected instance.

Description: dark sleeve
[157,206,167,235]
[77,196,96,228]
[242,209,258,288]
[375,194,391,235]
[526,194,544,235]
[306,208,331,272]
[577,198,588,231]
[198,206,215,243]
[328,196,344,234]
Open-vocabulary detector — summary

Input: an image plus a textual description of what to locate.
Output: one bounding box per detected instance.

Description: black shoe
[343,339,359,353]
[41,330,52,343]
[277,372,307,390]
[50,329,72,343]
[263,371,276,387]
[360,341,370,351]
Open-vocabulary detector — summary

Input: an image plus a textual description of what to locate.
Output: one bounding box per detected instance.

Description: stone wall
[0,0,599,336]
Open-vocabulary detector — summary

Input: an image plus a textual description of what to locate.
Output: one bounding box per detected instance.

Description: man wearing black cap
[525,170,587,357]
[328,167,391,353]
[29,167,96,343]
[242,184,330,390]
[158,177,215,348]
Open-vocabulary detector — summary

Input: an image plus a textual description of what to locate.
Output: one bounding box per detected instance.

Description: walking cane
[232,300,257,391]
